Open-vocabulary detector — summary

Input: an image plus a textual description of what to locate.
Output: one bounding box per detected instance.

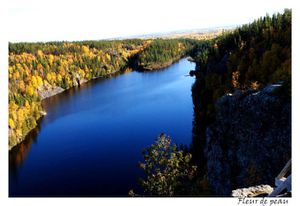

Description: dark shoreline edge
[9,57,188,150]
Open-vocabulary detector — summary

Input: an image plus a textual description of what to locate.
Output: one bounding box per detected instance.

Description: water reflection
[9,58,196,196]
[42,71,126,125]
[9,124,41,176]
[10,73,124,173]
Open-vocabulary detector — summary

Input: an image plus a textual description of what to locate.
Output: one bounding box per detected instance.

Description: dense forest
[130,9,292,196]
[136,39,194,70]
[8,39,192,149]
[191,9,291,102]
[188,9,291,196]
[8,8,292,197]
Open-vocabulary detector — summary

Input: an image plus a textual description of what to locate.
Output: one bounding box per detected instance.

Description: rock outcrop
[205,84,291,196]
[232,184,273,197]
[72,73,88,87]
[38,81,65,100]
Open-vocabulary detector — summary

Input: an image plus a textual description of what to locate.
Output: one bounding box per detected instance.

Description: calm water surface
[9,58,196,196]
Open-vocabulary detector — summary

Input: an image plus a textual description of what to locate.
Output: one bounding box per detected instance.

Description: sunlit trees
[133,134,197,196]
[137,39,193,70]
[81,45,90,54]
[8,118,15,129]
[191,9,291,99]
[8,39,159,149]
[8,37,193,149]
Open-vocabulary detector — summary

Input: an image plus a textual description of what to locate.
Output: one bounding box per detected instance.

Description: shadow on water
[10,71,127,176]
[9,65,184,172]
[9,123,41,178]
[9,58,197,196]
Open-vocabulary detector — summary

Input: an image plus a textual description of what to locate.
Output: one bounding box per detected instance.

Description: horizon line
[8,25,238,44]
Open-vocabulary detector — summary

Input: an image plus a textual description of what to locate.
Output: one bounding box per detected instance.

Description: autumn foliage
[8,39,192,149]
[8,40,151,149]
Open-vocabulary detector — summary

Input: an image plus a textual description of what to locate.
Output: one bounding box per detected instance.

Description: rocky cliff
[205,84,291,196]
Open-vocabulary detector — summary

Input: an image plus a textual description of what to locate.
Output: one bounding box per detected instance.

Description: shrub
[136,134,197,196]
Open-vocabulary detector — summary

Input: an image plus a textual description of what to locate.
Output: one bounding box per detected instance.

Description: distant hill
[107,26,236,40]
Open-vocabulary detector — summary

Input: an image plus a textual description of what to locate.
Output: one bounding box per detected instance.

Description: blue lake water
[9,58,196,197]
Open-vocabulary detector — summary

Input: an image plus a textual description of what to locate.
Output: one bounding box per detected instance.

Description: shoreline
[9,58,187,150]
[8,67,124,150]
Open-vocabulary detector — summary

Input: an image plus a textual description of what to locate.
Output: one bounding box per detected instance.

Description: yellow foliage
[25,100,30,108]
[106,53,111,61]
[16,129,22,137]
[37,50,44,57]
[89,51,94,57]
[17,109,25,122]
[82,45,90,54]
[46,73,52,82]
[8,39,150,146]
[13,71,20,79]
[37,63,44,70]
[57,74,62,82]
[36,75,43,87]
[78,68,85,78]
[232,71,240,89]
[59,66,66,76]
[51,72,57,83]
[26,85,35,96]
[9,66,14,73]
[18,80,25,92]
[16,63,22,70]
[31,76,38,88]
[250,81,260,90]
[10,110,17,121]
[9,102,19,111]
[49,54,54,65]
[9,118,15,129]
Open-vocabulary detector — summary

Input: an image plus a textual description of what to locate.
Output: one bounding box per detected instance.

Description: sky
[7,0,292,42]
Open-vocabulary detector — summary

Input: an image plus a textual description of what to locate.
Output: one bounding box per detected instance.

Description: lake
[9,58,196,197]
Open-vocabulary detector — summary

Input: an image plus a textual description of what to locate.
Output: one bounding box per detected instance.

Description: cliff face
[205,84,291,196]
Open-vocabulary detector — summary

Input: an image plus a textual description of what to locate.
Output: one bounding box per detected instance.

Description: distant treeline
[136,39,195,70]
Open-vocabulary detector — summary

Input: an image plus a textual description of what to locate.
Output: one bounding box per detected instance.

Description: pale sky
[8,0,293,42]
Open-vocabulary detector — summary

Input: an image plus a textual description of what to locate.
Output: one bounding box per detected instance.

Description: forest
[8,8,292,197]
[8,38,192,149]
[131,9,292,196]
[136,39,195,70]
[187,9,291,196]
[191,9,291,102]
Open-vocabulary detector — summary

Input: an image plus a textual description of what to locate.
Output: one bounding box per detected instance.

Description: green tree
[136,134,197,196]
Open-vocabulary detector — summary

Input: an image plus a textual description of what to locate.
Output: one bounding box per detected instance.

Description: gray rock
[38,84,65,100]
[232,185,273,197]
[205,84,291,196]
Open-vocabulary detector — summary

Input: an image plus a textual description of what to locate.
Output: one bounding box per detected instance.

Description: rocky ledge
[38,84,65,100]
[232,185,273,197]
[205,84,291,196]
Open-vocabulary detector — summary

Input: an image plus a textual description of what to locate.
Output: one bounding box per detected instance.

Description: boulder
[232,185,273,197]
